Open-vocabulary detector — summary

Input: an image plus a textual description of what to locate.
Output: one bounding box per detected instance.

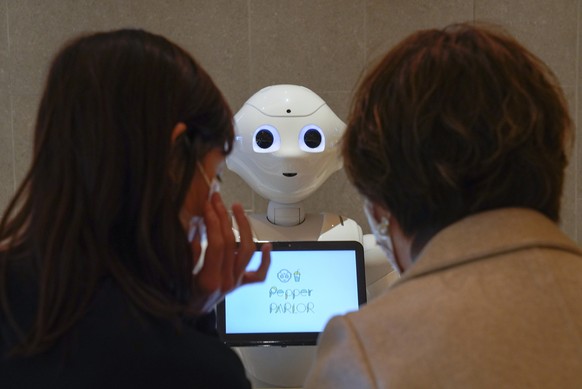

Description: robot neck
[267,201,305,227]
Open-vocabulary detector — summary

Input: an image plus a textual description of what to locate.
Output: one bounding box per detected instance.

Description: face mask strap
[196,160,222,201]
[196,161,213,188]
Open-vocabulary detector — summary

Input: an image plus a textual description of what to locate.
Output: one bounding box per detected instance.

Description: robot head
[227,85,345,204]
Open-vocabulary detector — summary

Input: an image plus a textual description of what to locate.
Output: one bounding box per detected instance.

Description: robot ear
[253,125,281,153]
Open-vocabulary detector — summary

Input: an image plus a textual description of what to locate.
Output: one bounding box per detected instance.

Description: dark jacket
[0,255,250,389]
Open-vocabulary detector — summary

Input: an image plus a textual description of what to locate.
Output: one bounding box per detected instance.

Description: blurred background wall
[0,0,580,240]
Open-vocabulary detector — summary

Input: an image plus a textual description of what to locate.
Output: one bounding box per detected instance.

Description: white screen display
[224,249,361,334]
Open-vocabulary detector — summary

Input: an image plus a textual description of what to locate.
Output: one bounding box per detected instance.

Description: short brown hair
[343,23,573,238]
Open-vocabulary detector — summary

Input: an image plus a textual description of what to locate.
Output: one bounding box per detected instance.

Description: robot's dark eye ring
[299,125,325,153]
[256,129,274,149]
[303,129,322,148]
[252,125,281,153]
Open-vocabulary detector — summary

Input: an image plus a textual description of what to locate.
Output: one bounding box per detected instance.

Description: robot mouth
[282,172,297,177]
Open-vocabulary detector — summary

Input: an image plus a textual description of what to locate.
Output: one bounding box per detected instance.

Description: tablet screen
[217,241,366,346]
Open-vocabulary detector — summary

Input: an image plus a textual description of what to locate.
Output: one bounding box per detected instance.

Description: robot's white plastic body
[228,84,343,208]
[227,85,397,388]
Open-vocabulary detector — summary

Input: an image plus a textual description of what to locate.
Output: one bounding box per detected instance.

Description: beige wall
[0,0,580,241]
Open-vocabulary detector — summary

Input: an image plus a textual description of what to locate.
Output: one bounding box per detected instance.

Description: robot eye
[303,129,322,148]
[299,125,325,153]
[256,130,273,148]
[252,125,281,153]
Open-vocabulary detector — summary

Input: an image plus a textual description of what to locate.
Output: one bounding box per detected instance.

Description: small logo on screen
[293,269,301,282]
[277,269,292,283]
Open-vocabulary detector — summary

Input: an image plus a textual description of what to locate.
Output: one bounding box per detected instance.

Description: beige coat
[304,208,582,388]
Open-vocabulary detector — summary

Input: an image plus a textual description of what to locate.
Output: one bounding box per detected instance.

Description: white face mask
[188,215,207,274]
[363,199,401,275]
[188,161,222,274]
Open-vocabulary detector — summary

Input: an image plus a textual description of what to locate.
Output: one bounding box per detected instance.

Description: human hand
[190,192,271,313]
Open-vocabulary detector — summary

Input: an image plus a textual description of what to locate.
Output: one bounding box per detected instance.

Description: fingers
[194,194,246,294]
[191,193,271,314]
[242,242,271,285]
[231,202,256,275]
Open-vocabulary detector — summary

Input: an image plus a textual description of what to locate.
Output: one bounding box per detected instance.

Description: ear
[371,202,391,223]
[171,122,187,143]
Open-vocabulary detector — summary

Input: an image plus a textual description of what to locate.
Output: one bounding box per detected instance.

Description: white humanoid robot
[227,84,398,388]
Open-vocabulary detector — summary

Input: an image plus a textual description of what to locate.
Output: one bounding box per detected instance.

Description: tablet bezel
[216,240,367,347]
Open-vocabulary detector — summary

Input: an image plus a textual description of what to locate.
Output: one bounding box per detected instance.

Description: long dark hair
[0,29,234,354]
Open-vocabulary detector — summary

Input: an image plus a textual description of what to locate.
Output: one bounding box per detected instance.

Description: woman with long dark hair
[0,29,270,388]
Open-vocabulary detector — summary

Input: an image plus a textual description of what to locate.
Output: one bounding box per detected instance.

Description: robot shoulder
[318,213,363,242]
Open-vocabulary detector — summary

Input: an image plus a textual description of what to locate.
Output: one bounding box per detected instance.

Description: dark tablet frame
[216,240,367,347]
